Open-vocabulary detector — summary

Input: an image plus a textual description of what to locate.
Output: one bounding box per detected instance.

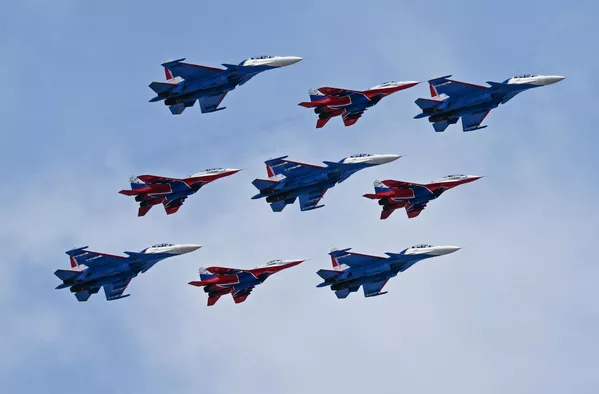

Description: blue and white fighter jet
[54,243,201,302]
[317,245,460,299]
[149,55,302,114]
[414,74,565,132]
[251,153,400,212]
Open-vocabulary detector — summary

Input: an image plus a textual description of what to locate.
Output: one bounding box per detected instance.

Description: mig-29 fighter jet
[251,153,400,212]
[119,168,240,216]
[189,259,304,306]
[317,245,460,299]
[149,55,302,114]
[414,74,565,132]
[55,243,201,302]
[363,174,481,219]
[298,81,419,128]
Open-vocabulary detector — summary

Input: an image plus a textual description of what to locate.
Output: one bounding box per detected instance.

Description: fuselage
[123,168,240,206]
[320,245,460,292]
[306,81,419,117]
[380,175,481,209]
[420,75,564,122]
[259,154,399,202]
[159,56,302,103]
[194,260,303,294]
[60,244,201,292]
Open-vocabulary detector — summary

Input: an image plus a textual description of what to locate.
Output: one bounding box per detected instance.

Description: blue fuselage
[426,85,535,122]
[264,164,368,203]
[65,254,171,292]
[324,254,433,291]
[164,65,274,104]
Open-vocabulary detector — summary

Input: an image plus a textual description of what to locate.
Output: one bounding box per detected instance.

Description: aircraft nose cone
[177,244,202,254]
[278,56,303,67]
[541,75,565,85]
[371,154,401,165]
[439,246,461,255]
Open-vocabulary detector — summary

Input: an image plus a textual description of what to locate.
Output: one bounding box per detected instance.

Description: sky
[1,1,598,393]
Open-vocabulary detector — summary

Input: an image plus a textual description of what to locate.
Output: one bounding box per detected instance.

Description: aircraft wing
[265,156,324,178]
[317,87,359,96]
[103,278,132,301]
[163,197,187,215]
[232,286,254,304]
[461,110,491,131]
[67,248,126,269]
[382,180,422,189]
[342,109,365,127]
[334,251,386,267]
[137,175,181,184]
[162,59,223,80]
[198,92,228,113]
[405,202,428,218]
[299,190,326,211]
[362,279,389,297]
[206,266,244,275]
[429,76,488,97]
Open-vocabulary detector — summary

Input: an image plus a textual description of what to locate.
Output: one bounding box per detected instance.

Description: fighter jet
[149,55,302,114]
[189,259,303,306]
[55,243,201,302]
[251,153,400,212]
[119,168,240,216]
[414,74,565,132]
[363,174,481,219]
[298,81,419,128]
[318,245,460,299]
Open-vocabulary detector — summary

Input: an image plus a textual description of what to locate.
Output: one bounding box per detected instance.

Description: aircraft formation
[55,54,565,305]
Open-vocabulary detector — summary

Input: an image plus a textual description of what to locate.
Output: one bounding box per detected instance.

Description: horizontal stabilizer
[316,269,342,281]
[149,81,179,95]
[54,269,79,281]
[428,75,453,84]
[65,246,89,256]
[161,58,187,67]
[414,98,443,111]
[251,178,279,191]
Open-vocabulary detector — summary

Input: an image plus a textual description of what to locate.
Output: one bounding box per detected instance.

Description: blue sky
[1,1,598,393]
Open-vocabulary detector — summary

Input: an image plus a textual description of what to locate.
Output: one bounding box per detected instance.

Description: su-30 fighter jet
[189,259,304,306]
[414,74,565,132]
[55,243,201,302]
[251,153,400,212]
[364,174,481,219]
[318,245,460,299]
[298,81,419,128]
[119,168,240,216]
[149,55,302,114]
